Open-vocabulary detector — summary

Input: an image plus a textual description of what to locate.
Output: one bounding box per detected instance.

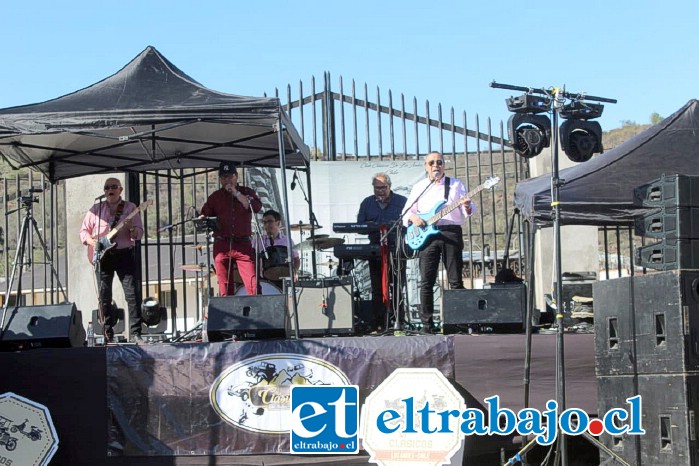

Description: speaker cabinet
[207,295,286,341]
[598,374,699,466]
[0,303,85,350]
[595,271,699,376]
[441,284,526,334]
[635,207,699,240]
[594,276,635,376]
[635,239,699,271]
[286,277,354,336]
[634,174,699,208]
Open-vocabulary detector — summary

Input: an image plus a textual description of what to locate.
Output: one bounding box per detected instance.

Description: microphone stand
[94,197,107,334]
[250,202,267,293]
[293,171,321,276]
[380,179,437,333]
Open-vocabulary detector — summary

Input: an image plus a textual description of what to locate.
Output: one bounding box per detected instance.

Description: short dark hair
[263,209,281,221]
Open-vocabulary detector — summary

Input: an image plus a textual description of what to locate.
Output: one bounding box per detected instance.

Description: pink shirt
[80,199,144,250]
[254,232,299,259]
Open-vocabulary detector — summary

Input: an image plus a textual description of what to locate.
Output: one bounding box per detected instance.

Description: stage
[0,333,596,465]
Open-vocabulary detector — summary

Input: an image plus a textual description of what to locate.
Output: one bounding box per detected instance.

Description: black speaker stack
[592,175,699,465]
[634,174,699,271]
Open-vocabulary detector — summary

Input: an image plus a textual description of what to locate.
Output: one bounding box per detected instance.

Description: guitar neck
[427,184,487,225]
[103,200,152,241]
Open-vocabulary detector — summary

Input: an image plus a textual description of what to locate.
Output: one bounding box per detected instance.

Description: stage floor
[0,332,596,465]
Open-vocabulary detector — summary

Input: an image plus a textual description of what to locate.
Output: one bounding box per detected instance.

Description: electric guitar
[405,176,500,250]
[87,200,153,265]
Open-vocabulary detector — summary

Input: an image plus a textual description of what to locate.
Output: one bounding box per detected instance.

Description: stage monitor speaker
[286,277,354,336]
[0,303,85,350]
[633,174,699,208]
[207,295,286,341]
[91,307,125,336]
[441,284,525,334]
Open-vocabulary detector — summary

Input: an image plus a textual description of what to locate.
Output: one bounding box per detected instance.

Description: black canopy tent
[0,45,310,179]
[0,46,312,336]
[514,99,699,226]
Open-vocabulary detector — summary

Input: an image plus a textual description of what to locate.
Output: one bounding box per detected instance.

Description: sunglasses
[427,159,444,167]
[103,184,121,190]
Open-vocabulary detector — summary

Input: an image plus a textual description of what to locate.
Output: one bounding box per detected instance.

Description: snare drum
[261,245,290,281]
[234,280,282,296]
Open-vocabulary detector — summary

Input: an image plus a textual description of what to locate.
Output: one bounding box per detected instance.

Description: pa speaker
[0,303,85,350]
[207,295,286,341]
[441,284,525,334]
[286,277,354,336]
[634,174,699,208]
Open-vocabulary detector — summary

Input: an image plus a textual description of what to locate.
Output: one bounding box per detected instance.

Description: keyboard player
[356,173,407,333]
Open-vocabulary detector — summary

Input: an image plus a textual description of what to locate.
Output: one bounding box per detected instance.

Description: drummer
[255,209,300,289]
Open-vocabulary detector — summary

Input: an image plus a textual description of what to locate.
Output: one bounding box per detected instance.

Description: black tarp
[514,99,699,226]
[0,46,309,182]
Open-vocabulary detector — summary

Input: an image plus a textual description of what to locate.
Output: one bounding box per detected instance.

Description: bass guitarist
[80,177,144,343]
[402,151,475,334]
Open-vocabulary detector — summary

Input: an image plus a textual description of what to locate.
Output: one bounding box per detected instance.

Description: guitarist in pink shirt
[402,151,476,334]
[80,177,145,343]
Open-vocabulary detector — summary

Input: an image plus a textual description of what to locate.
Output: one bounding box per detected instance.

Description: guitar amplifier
[285,277,354,336]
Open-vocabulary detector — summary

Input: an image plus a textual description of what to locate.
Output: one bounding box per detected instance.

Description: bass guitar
[405,176,500,250]
[88,200,153,265]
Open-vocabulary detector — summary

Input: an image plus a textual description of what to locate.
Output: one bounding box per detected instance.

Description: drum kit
[289,221,345,277]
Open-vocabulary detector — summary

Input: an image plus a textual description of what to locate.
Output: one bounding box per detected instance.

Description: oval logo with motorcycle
[210,354,350,434]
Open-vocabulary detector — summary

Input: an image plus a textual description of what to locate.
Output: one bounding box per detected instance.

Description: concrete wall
[529,146,599,312]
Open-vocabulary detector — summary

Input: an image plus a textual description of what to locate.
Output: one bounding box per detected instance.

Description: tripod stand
[0,191,67,338]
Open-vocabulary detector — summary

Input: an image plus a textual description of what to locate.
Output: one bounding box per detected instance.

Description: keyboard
[332,222,380,234]
[333,244,380,260]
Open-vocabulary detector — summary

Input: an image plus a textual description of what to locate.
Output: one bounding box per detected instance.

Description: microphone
[95,193,107,201]
[291,169,298,190]
[433,172,443,183]
[158,224,174,233]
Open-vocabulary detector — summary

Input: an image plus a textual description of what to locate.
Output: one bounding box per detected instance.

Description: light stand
[490,82,620,466]
[0,188,68,338]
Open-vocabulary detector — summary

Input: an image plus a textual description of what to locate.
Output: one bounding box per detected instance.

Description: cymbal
[186,244,209,250]
[315,237,345,250]
[294,235,339,250]
[179,264,208,272]
[290,222,323,231]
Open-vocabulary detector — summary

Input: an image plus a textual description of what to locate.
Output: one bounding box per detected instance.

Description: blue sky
[1,0,697,131]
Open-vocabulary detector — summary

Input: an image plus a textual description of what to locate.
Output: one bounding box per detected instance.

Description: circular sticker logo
[210,353,350,434]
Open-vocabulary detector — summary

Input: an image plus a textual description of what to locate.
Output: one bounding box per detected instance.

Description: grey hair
[372,172,391,186]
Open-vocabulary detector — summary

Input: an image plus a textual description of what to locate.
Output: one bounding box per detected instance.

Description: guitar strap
[443,177,450,200]
[111,201,125,229]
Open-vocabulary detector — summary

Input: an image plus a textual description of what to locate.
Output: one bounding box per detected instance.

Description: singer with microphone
[199,162,263,296]
[79,177,144,343]
[357,173,407,334]
[402,151,475,334]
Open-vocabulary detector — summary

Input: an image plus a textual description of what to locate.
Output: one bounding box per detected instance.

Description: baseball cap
[219,162,237,175]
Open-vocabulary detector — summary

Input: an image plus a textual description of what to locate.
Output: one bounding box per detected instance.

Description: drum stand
[1,192,68,338]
